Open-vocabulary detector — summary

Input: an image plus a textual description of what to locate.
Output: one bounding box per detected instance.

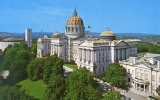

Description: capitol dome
[67,15,83,25]
[65,8,85,39]
[99,28,116,41]
[52,32,61,38]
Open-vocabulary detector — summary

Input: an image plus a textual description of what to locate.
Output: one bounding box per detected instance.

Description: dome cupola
[99,28,116,41]
[65,8,85,39]
[52,32,61,38]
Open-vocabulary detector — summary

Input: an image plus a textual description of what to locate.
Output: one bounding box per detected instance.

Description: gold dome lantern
[101,28,114,35]
[100,28,116,41]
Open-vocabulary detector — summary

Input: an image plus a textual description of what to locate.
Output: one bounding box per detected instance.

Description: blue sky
[0,0,160,34]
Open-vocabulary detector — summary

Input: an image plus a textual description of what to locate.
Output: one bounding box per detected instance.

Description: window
[141,73,144,80]
[152,75,155,82]
[128,78,131,83]
[137,72,140,78]
[128,69,130,74]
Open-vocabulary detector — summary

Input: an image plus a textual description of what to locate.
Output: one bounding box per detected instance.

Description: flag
[88,26,91,28]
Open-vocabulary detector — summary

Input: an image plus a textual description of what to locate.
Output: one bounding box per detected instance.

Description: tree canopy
[103,89,121,100]
[43,55,64,84]
[64,68,100,100]
[156,85,160,96]
[137,43,160,54]
[27,58,46,80]
[0,86,36,100]
[105,63,127,88]
[0,42,36,85]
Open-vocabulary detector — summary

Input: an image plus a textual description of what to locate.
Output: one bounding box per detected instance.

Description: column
[88,50,91,62]
[86,49,88,62]
[91,50,93,62]
[84,49,86,62]
[80,49,82,60]
[117,49,120,61]
[93,50,95,63]
[144,85,145,92]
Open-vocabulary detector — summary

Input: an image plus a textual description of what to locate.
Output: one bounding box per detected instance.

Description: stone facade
[37,8,137,76]
[120,53,160,96]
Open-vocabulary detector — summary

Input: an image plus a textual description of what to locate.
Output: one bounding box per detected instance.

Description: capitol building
[37,8,137,76]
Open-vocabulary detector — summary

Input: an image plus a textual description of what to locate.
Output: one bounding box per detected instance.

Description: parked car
[103,86,107,91]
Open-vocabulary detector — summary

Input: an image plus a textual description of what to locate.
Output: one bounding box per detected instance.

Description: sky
[0,0,160,35]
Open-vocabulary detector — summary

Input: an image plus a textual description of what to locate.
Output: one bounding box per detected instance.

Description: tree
[31,44,37,58]
[0,42,35,85]
[27,58,46,80]
[156,85,160,96]
[8,59,28,85]
[103,89,121,100]
[43,55,64,84]
[0,86,35,100]
[137,43,160,54]
[64,68,101,100]
[44,75,65,100]
[106,63,127,88]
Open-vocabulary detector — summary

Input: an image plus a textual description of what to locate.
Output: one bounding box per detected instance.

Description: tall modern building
[25,29,32,47]
[37,8,137,76]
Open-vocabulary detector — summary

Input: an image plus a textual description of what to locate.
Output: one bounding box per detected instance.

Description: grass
[17,79,47,100]
[138,52,148,54]
[64,64,78,70]
[97,74,106,82]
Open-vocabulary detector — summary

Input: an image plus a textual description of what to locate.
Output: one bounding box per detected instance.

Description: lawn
[64,64,78,70]
[17,79,47,100]
[138,52,147,54]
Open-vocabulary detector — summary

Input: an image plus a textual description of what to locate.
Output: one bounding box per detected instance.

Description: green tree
[64,68,101,100]
[0,42,35,85]
[0,86,35,100]
[103,89,121,100]
[156,85,160,96]
[106,63,127,88]
[27,58,46,80]
[43,55,64,84]
[44,75,65,100]
[8,59,28,85]
[31,44,37,58]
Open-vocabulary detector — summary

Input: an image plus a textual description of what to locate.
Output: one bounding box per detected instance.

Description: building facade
[37,8,137,76]
[25,29,32,47]
[120,53,160,96]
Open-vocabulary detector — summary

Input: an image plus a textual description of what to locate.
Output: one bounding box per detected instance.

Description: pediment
[115,40,129,47]
[79,40,92,47]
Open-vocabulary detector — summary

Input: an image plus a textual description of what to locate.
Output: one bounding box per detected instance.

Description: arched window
[68,27,70,32]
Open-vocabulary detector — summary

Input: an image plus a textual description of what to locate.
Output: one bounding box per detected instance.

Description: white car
[103,86,107,91]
